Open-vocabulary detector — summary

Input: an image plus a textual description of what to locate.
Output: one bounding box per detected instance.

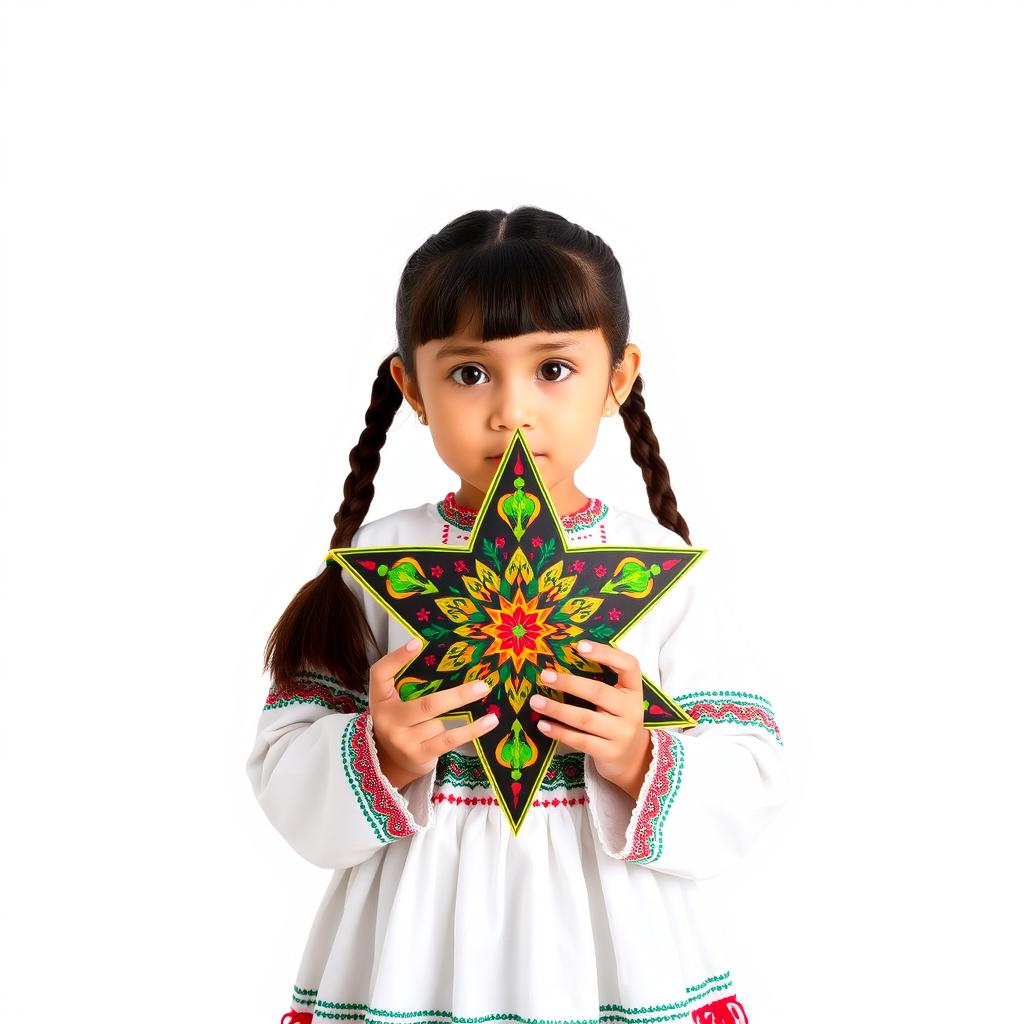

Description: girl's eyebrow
[436,337,583,360]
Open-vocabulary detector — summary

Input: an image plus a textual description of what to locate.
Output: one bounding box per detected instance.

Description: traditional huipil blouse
[246,493,787,1024]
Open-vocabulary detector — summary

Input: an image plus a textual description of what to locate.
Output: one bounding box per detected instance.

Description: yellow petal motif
[504,547,534,585]
[558,595,603,623]
[475,561,501,594]
[546,574,577,603]
[435,595,480,623]
[537,560,564,594]
[463,575,491,603]
[437,641,476,672]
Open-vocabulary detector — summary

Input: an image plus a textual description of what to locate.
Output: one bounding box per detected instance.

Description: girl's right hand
[369,638,500,785]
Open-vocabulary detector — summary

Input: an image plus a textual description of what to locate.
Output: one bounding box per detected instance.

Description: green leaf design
[482,537,503,574]
[602,561,657,595]
[389,561,437,595]
[420,623,451,642]
[398,678,443,701]
[535,538,557,574]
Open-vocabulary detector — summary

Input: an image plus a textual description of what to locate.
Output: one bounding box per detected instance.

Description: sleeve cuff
[585,728,684,863]
[342,710,436,843]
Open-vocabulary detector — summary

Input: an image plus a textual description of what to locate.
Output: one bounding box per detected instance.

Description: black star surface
[327,428,706,834]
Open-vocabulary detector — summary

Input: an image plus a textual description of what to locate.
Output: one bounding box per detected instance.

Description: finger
[529,691,618,740]
[406,676,496,726]
[415,709,500,757]
[539,664,632,717]
[572,640,643,692]
[535,717,605,756]
[369,637,424,705]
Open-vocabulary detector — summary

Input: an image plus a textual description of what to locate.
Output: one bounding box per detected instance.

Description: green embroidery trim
[338,713,398,845]
[292,971,734,1022]
[673,689,774,711]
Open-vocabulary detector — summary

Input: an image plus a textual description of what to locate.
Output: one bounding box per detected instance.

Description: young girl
[246,206,788,1024]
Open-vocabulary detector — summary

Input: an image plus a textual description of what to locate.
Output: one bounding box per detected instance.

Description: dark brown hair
[264,206,692,698]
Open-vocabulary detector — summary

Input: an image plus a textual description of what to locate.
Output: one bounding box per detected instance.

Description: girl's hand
[528,640,652,795]
[369,638,500,787]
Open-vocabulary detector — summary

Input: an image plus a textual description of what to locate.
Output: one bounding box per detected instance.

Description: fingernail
[406,638,420,651]
[472,681,489,695]
[577,640,592,653]
[482,713,498,726]
[541,669,556,683]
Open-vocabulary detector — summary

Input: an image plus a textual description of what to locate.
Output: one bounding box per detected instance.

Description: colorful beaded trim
[437,490,608,533]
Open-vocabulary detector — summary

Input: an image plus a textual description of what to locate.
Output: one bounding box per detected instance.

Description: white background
[2,2,1021,1021]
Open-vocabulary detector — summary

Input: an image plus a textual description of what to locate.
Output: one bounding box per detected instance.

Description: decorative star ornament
[326,427,706,834]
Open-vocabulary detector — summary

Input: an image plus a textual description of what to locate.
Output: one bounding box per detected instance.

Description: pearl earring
[418,411,427,425]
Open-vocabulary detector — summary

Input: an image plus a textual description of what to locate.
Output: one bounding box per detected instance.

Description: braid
[263,352,404,698]
[618,375,693,546]
[329,352,405,548]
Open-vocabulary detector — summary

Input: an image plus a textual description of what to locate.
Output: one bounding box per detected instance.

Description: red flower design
[608,608,621,621]
[424,654,436,666]
[594,565,607,577]
[495,537,506,548]
[416,608,431,621]
[531,536,543,548]
[571,559,585,572]
[430,565,444,578]
[454,559,468,573]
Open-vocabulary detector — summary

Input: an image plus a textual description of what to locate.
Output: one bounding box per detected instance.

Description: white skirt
[283,752,741,1024]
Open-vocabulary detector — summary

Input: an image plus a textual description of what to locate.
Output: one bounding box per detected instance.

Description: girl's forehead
[421,327,607,361]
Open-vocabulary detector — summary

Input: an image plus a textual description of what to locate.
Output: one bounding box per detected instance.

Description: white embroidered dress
[245,495,787,1024]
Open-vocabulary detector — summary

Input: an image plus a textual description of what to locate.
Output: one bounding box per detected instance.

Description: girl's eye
[448,361,575,388]
[538,360,574,383]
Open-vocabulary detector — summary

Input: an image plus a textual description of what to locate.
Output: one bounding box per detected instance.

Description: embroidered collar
[437,490,608,533]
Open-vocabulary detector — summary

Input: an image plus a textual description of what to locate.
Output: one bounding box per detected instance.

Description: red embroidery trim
[626,729,676,860]
[265,681,361,713]
[686,700,782,743]
[350,710,417,838]
[431,793,589,807]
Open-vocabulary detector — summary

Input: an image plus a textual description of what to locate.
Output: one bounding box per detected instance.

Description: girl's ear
[390,355,424,413]
[608,343,642,408]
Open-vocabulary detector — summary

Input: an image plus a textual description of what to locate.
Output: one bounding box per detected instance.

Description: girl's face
[391,323,640,514]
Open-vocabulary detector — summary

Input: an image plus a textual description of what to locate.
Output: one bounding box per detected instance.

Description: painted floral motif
[325,428,706,834]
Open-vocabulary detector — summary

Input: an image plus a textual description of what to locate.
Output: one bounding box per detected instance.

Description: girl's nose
[489,383,537,432]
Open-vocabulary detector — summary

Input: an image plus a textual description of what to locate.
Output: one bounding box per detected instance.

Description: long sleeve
[584,554,788,880]
[245,534,438,870]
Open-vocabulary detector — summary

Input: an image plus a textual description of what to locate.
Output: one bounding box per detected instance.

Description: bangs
[405,240,607,347]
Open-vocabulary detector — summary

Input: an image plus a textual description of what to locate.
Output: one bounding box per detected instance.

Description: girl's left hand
[529,639,652,793]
